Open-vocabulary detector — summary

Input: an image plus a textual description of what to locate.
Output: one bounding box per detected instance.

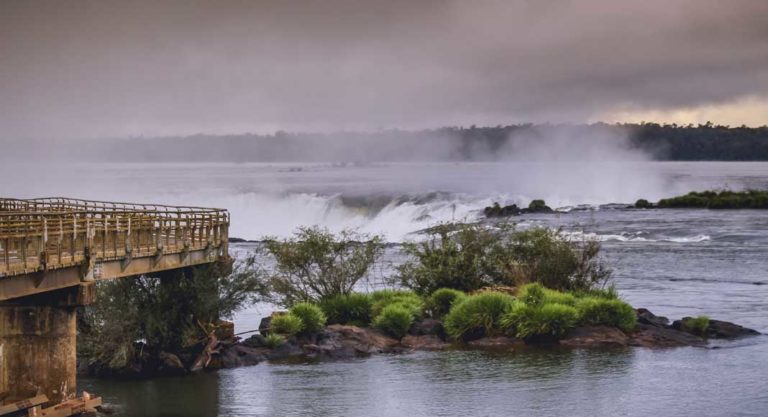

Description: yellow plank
[0,395,48,416]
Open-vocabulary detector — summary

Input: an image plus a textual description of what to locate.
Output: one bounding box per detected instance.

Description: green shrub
[425,288,466,318]
[265,333,286,349]
[634,199,652,209]
[320,293,373,326]
[370,290,423,318]
[577,297,637,331]
[443,292,516,341]
[397,223,611,295]
[263,227,384,306]
[373,304,414,339]
[289,302,327,334]
[682,316,710,336]
[572,285,619,300]
[270,314,303,336]
[501,302,579,341]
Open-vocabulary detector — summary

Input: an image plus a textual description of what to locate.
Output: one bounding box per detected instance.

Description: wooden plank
[0,395,48,416]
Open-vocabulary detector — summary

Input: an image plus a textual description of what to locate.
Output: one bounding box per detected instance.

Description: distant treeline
[10,122,768,162]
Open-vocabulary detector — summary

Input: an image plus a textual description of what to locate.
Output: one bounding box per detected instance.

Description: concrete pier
[0,304,76,404]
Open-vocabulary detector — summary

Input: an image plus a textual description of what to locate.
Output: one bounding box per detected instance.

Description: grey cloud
[1,0,767,141]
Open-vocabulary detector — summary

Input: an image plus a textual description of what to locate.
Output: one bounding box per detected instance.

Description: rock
[267,340,305,360]
[308,325,400,358]
[157,352,187,376]
[242,333,268,348]
[560,326,629,348]
[216,344,268,368]
[215,320,235,341]
[484,202,522,218]
[636,308,670,328]
[259,316,272,336]
[629,323,706,348]
[634,199,653,209]
[526,199,553,213]
[401,335,451,351]
[409,319,445,338]
[467,336,522,350]
[705,319,760,339]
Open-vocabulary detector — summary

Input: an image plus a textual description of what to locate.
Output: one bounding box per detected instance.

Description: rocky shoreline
[79,308,760,378]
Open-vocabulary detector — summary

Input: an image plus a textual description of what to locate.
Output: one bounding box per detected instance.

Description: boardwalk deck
[0,197,229,301]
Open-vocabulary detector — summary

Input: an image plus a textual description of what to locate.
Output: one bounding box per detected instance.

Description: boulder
[409,319,445,338]
[215,320,235,341]
[629,323,706,348]
[307,325,401,358]
[242,333,268,348]
[560,326,629,348]
[635,308,670,328]
[216,344,268,368]
[401,335,451,351]
[157,352,187,376]
[467,336,522,350]
[704,319,759,339]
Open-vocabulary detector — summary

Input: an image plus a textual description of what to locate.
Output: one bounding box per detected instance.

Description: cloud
[1,0,767,140]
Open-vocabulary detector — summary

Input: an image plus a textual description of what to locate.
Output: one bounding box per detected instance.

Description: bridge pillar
[0,285,93,404]
[0,305,76,404]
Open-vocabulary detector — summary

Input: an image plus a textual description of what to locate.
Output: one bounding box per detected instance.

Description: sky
[1,0,767,141]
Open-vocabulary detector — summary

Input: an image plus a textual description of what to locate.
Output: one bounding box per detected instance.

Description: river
[6,161,766,416]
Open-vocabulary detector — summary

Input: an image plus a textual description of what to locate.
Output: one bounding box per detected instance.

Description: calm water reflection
[80,340,768,417]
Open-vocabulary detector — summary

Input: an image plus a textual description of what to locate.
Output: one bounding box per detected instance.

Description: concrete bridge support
[0,304,76,404]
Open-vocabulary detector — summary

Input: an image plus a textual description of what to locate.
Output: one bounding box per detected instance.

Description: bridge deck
[0,197,229,301]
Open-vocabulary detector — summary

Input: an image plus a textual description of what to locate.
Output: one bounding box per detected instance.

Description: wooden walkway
[0,197,230,301]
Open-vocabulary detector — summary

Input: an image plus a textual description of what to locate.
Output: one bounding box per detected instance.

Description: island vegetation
[77,223,760,378]
[635,190,768,209]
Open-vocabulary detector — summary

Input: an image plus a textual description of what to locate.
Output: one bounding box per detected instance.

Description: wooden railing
[0,198,229,277]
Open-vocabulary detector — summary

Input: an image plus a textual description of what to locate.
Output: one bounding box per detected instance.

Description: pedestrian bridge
[0,197,230,300]
[0,197,231,406]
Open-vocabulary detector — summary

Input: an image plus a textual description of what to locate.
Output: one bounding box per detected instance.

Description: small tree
[78,255,269,368]
[264,227,384,306]
[397,223,611,295]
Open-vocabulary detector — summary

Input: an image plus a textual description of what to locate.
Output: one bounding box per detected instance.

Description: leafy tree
[263,227,384,306]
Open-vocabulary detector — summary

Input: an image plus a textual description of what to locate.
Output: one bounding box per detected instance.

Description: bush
[370,290,423,318]
[682,316,710,336]
[396,223,611,295]
[265,333,286,349]
[78,257,268,368]
[425,288,466,318]
[634,199,652,209]
[263,227,384,306]
[577,297,637,331]
[517,283,576,307]
[501,302,578,341]
[373,304,414,339]
[289,303,327,334]
[320,293,373,326]
[508,228,611,292]
[443,292,516,341]
[270,313,303,336]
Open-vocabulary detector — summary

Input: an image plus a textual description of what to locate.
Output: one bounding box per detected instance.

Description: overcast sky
[1,0,767,141]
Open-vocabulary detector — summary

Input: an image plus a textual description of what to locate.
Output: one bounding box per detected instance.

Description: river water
[6,161,767,416]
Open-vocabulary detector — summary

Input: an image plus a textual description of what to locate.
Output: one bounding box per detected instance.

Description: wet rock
[401,335,451,351]
[157,352,187,376]
[671,318,761,339]
[258,316,272,336]
[629,323,706,348]
[636,308,670,328]
[560,326,629,348]
[268,340,305,360]
[467,336,522,350]
[308,325,400,358]
[526,199,553,213]
[409,319,445,338]
[484,202,522,218]
[216,344,268,368]
[242,334,268,348]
